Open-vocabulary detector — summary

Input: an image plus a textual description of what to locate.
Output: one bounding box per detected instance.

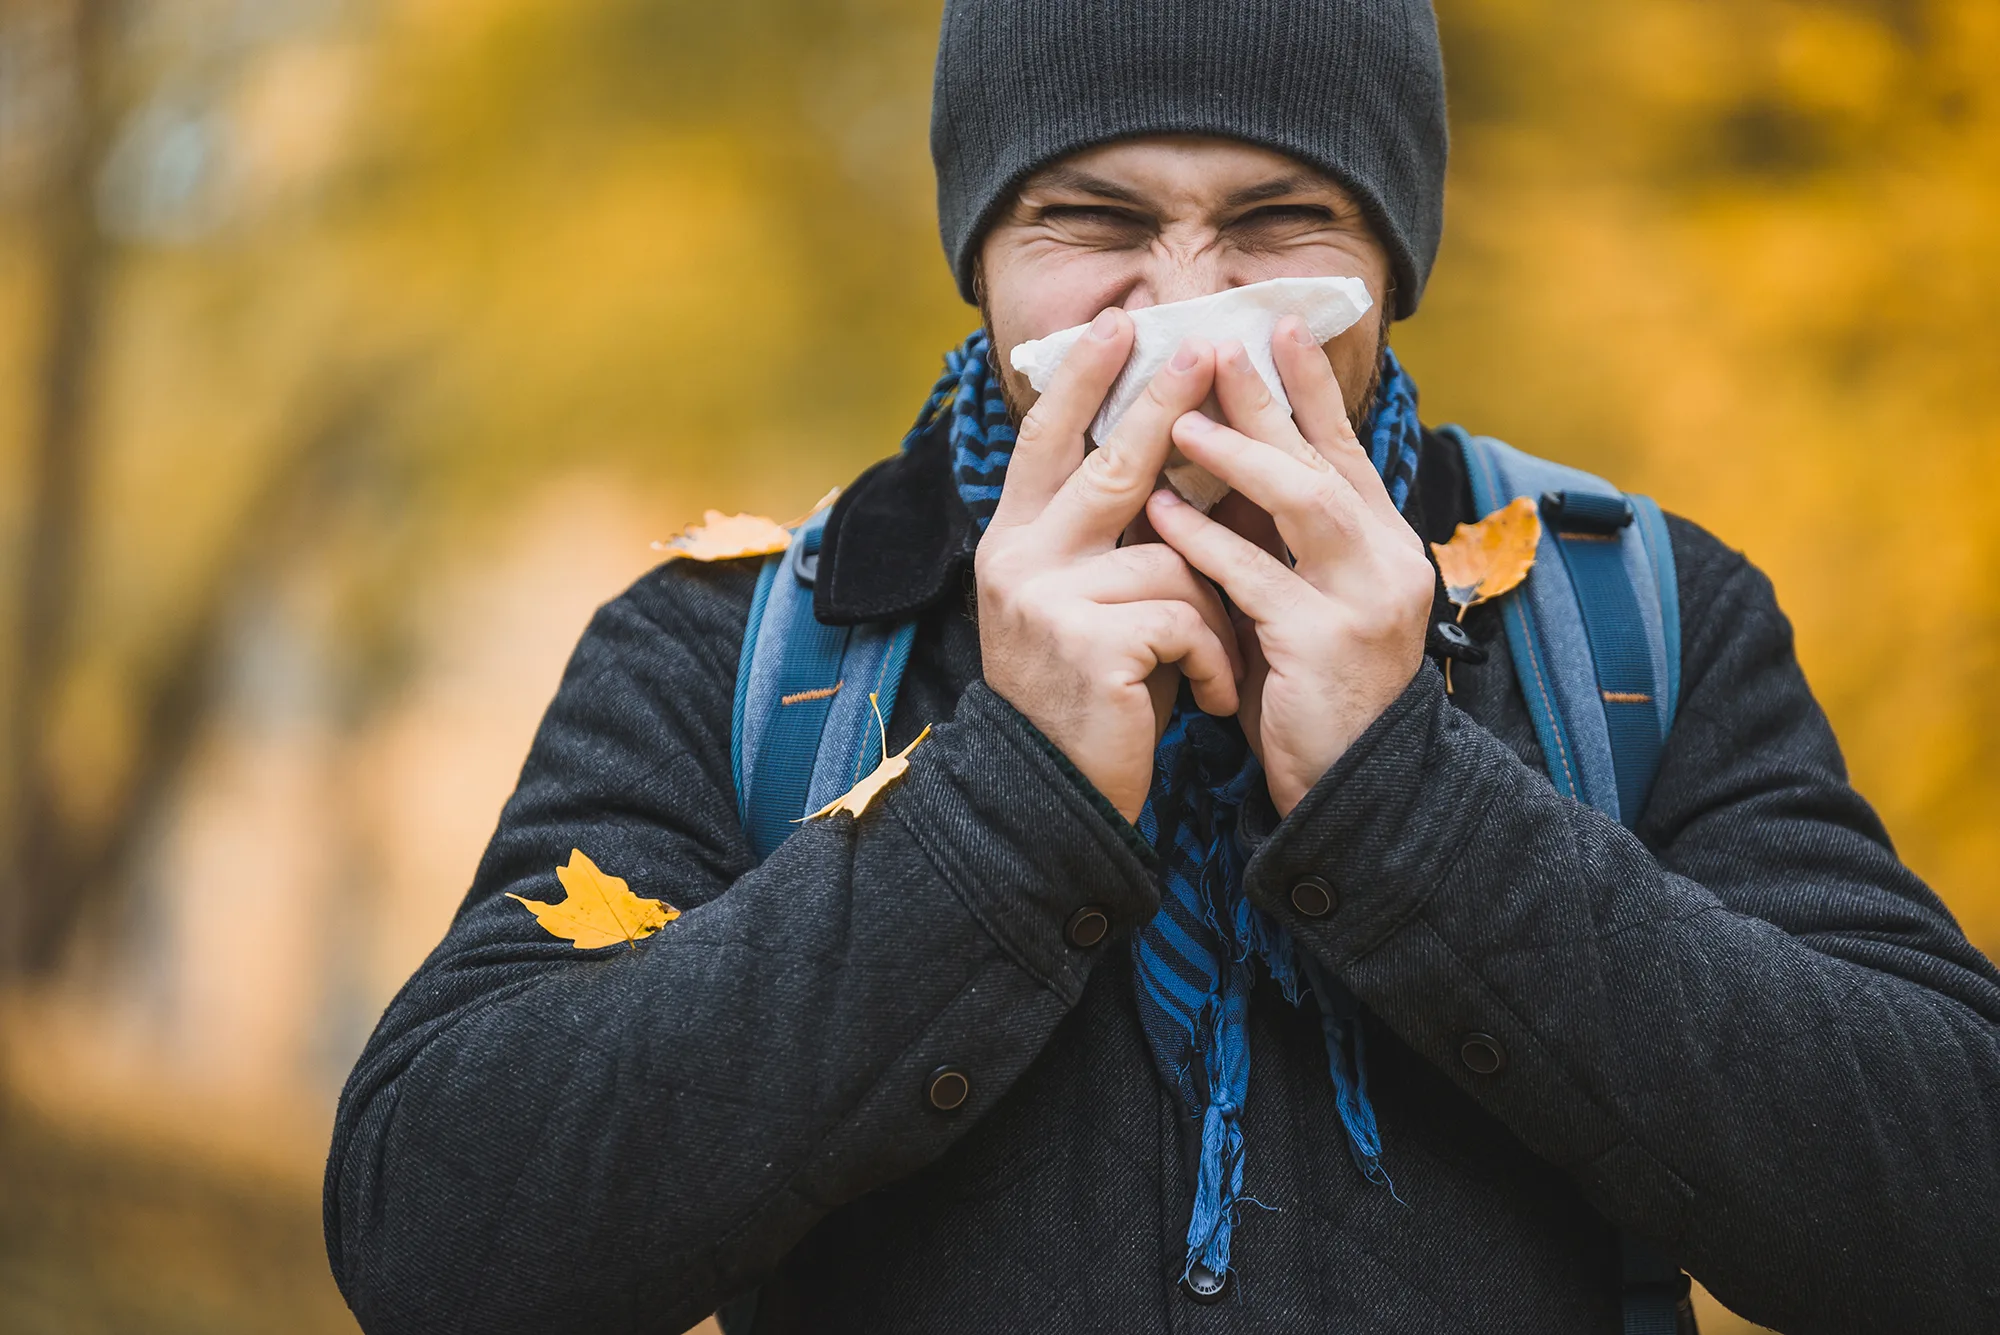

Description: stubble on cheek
[976,299,1036,425]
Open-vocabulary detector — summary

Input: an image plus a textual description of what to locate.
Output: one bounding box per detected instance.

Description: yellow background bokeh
[2,1,1993,1331]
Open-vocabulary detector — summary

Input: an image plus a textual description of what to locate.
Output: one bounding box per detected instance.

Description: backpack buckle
[788,526,823,587]
[1539,489,1633,535]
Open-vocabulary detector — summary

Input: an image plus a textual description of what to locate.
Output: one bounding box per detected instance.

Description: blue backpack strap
[1445,426,1693,1335]
[1446,427,1678,824]
[733,509,920,858]
[1629,493,1682,722]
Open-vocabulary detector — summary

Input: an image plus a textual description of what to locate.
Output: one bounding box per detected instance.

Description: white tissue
[1007,275,1373,511]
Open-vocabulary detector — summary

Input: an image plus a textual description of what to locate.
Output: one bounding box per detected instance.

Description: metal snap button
[1181,1263,1231,1304]
[1459,1033,1507,1075]
[925,1066,970,1113]
[1065,906,1110,948]
[1289,876,1337,918]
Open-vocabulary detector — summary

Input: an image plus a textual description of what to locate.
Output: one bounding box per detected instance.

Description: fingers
[1105,599,1240,718]
[1067,542,1244,681]
[1265,316,1355,455]
[1038,339,1216,552]
[1271,318,1406,529]
[1146,487,1316,625]
[1209,336,1324,472]
[1168,409,1370,574]
[1265,317,1404,531]
[990,309,1134,530]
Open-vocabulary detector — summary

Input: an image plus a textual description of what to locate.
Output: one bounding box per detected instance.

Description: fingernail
[1177,411,1217,436]
[1291,320,1318,346]
[1089,309,1122,340]
[1223,341,1252,370]
[1153,485,1184,507]
[1170,344,1199,372]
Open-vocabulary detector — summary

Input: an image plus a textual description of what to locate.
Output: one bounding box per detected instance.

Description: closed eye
[1034,204,1156,249]
[1040,205,1151,226]
[1232,204,1337,226]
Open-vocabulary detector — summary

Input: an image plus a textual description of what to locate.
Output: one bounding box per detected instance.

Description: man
[325,1,2000,1332]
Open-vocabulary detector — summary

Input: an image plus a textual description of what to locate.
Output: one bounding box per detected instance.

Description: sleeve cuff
[1242,664,1492,961]
[994,692,1160,871]
[886,681,1162,1000]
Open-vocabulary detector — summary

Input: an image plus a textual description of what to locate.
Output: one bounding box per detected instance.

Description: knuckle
[1173,604,1209,642]
[1304,475,1345,514]
[1015,407,1055,447]
[1307,489,1362,540]
[974,541,1021,585]
[1392,549,1437,599]
[1144,603,1184,643]
[1082,444,1139,492]
[1136,543,1185,580]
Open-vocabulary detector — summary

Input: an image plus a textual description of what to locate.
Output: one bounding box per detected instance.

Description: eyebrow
[1222,175,1328,207]
[1025,167,1335,211]
[1026,166,1148,205]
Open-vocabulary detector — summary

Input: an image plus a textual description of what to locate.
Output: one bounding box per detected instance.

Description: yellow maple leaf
[649,487,841,563]
[1430,495,1542,618]
[507,849,679,949]
[803,694,932,823]
[651,510,793,562]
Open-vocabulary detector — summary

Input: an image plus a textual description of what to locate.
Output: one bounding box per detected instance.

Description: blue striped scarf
[908,328,1422,1288]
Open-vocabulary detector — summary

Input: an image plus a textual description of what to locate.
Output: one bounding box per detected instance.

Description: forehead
[1015,135,1353,208]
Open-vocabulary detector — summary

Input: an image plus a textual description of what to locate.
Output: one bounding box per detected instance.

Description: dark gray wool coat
[325,419,2000,1335]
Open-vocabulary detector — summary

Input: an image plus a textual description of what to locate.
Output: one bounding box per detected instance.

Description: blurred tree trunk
[33,383,384,968]
[2,2,381,980]
[3,0,114,981]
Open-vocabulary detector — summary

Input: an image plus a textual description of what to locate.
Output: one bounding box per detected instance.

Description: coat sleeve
[322,563,1159,1335]
[1247,517,2000,1334]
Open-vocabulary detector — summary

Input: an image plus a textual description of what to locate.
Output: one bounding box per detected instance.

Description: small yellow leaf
[651,510,792,562]
[507,849,679,949]
[803,694,932,823]
[650,488,842,563]
[1430,495,1542,616]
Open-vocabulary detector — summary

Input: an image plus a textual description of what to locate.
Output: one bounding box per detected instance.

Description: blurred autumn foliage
[0,0,1991,1331]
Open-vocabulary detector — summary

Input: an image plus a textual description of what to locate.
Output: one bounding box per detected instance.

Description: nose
[1122,241,1233,312]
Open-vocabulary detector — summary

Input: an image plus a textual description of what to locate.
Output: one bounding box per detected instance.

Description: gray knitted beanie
[930,0,1448,319]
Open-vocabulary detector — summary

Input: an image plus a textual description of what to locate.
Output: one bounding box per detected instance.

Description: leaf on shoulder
[1430,495,1541,617]
[508,849,679,949]
[650,487,841,563]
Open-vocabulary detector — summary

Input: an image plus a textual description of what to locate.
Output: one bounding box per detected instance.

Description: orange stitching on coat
[1602,690,1652,704]
[781,681,843,706]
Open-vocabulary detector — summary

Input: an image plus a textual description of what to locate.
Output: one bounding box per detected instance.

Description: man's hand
[1146,316,1434,815]
[977,310,1241,822]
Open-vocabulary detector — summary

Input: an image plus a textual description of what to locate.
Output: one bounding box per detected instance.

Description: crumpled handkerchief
[1007,275,1373,511]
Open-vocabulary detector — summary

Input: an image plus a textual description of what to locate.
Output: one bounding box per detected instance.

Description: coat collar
[814,407,1471,626]
[814,407,976,625]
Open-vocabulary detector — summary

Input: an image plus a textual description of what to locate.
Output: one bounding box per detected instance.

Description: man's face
[979,135,1394,425]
